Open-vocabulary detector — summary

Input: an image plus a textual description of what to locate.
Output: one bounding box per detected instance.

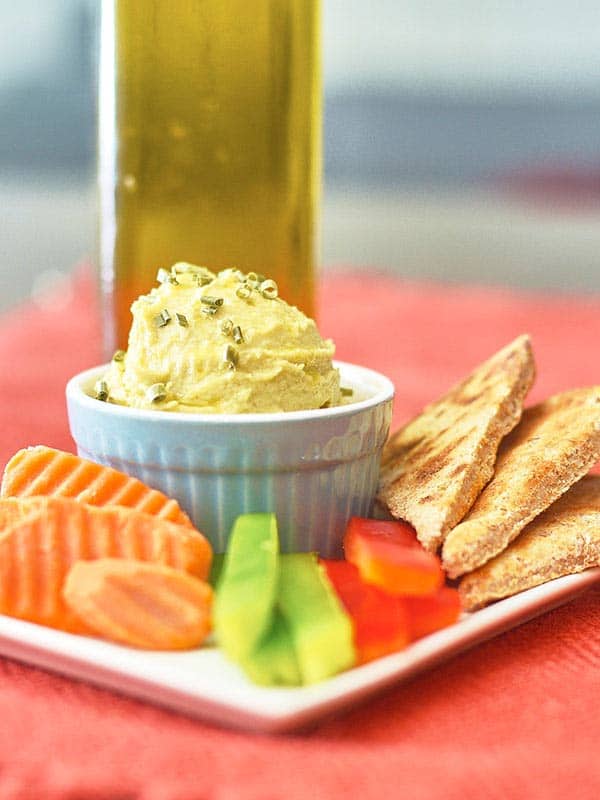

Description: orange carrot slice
[1,446,193,528]
[0,496,212,633]
[63,559,213,650]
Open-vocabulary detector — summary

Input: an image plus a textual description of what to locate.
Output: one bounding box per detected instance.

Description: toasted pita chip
[377,334,535,553]
[459,475,600,610]
[443,387,600,578]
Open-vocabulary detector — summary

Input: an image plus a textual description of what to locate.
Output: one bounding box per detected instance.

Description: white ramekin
[65,361,394,556]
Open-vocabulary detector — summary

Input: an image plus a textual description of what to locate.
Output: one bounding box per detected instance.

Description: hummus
[101,264,341,414]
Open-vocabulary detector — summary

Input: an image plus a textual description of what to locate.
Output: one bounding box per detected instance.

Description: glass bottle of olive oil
[99,0,321,354]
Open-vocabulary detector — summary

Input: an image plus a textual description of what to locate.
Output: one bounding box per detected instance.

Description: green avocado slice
[241,610,301,686]
[213,513,279,661]
[277,553,356,684]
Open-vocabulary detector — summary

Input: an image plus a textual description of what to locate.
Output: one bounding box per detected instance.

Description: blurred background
[2,0,600,313]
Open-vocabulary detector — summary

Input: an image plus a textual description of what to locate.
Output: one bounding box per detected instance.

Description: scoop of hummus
[101,264,341,414]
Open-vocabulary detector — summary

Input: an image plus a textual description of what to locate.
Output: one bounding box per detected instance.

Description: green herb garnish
[236,285,252,300]
[260,279,278,299]
[223,344,239,370]
[176,313,189,327]
[95,380,109,402]
[220,318,234,336]
[147,383,167,403]
[154,309,172,327]
[232,325,244,344]
[201,296,224,307]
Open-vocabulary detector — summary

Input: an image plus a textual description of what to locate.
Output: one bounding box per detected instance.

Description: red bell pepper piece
[404,587,462,640]
[343,517,444,596]
[321,559,410,664]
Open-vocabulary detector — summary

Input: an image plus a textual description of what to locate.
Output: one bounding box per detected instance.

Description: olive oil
[99,0,321,354]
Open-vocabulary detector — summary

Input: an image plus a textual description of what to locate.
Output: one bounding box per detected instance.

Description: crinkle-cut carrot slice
[63,559,213,650]
[0,496,211,578]
[0,497,212,633]
[1,446,193,528]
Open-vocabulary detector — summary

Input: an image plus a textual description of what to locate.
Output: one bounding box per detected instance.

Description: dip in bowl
[100,265,342,415]
[68,264,393,555]
[66,360,393,556]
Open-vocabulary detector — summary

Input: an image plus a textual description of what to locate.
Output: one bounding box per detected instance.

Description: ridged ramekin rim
[66,360,395,426]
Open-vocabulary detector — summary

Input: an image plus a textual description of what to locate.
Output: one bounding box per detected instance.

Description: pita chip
[377,334,535,553]
[459,475,600,610]
[443,387,600,578]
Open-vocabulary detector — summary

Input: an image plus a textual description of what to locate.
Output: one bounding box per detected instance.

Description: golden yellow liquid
[99,0,321,354]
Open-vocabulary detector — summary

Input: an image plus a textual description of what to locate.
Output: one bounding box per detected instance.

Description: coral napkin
[0,267,599,800]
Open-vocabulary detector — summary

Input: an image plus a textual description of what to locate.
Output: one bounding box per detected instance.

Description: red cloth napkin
[1,267,600,799]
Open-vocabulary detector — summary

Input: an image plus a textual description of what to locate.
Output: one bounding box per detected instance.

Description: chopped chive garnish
[201,306,219,316]
[341,387,354,397]
[200,295,224,307]
[243,271,265,287]
[220,318,234,336]
[176,313,189,327]
[222,344,238,370]
[260,279,278,299]
[112,349,126,363]
[236,285,252,300]
[154,309,172,327]
[95,380,109,402]
[147,383,167,403]
[232,325,244,344]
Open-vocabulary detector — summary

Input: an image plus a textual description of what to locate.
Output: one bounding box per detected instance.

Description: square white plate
[0,569,598,734]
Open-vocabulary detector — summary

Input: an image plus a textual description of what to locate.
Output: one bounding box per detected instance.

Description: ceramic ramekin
[66,361,394,556]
